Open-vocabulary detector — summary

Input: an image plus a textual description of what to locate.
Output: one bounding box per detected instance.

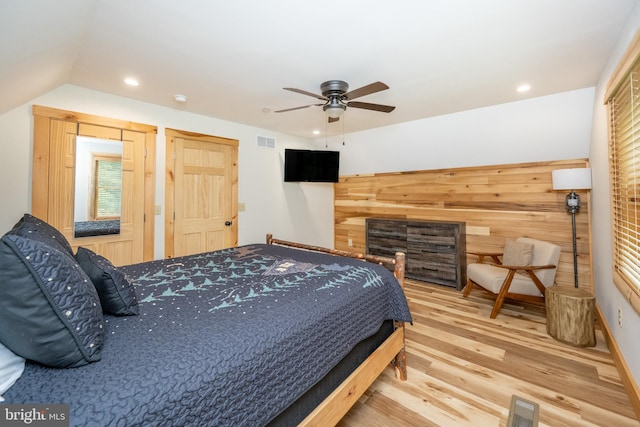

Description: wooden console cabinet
[366,218,466,290]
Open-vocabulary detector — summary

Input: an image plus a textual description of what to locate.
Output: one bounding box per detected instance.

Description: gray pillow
[9,213,74,258]
[76,247,139,316]
[502,239,534,266]
[0,234,104,368]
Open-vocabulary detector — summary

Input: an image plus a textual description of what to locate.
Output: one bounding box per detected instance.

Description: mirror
[74,136,123,238]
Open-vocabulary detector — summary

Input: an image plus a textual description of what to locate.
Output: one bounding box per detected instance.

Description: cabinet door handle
[225,221,232,226]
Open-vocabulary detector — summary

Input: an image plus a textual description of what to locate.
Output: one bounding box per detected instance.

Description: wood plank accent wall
[334,159,592,291]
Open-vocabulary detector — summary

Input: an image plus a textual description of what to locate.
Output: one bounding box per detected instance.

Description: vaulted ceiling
[1,1,637,138]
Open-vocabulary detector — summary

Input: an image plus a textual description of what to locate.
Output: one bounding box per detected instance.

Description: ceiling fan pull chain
[342,112,346,145]
[325,119,328,148]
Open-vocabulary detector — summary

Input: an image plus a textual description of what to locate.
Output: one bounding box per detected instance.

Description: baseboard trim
[596,303,640,419]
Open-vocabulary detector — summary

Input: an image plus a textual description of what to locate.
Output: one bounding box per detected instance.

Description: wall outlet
[618,308,622,327]
[154,205,161,215]
[348,238,353,247]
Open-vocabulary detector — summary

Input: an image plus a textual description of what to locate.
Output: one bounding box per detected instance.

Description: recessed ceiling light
[517,84,531,93]
[313,130,320,135]
[124,77,139,87]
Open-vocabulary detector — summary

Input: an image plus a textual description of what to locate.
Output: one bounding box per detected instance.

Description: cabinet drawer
[408,263,458,286]
[408,226,457,244]
[368,242,406,258]
[408,248,456,265]
[407,239,456,256]
[367,220,406,237]
[366,220,407,257]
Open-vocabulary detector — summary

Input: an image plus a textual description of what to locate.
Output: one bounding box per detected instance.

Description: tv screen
[284,149,340,183]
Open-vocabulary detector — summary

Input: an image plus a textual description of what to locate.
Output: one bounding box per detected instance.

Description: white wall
[0,84,336,257]
[590,5,640,387]
[316,88,594,175]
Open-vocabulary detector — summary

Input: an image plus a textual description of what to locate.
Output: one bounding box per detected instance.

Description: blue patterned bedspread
[5,244,412,426]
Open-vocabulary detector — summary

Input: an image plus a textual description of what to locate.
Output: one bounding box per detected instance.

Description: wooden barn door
[165,128,238,258]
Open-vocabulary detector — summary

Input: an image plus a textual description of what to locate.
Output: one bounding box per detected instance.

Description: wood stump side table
[545,285,596,347]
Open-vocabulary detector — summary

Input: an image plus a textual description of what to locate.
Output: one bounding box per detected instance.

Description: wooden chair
[462,237,561,318]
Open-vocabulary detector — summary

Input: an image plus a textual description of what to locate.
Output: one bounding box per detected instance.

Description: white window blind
[94,158,122,220]
[608,59,640,302]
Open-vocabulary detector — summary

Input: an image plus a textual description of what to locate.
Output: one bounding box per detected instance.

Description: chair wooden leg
[490,270,516,319]
[490,299,505,319]
[462,279,474,297]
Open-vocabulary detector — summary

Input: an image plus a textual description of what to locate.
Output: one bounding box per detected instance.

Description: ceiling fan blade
[343,81,389,100]
[347,101,395,113]
[274,103,324,113]
[283,87,327,101]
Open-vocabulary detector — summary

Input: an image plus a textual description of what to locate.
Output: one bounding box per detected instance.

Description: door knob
[225,221,232,226]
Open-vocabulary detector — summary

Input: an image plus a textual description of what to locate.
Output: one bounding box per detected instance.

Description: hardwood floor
[338,280,640,427]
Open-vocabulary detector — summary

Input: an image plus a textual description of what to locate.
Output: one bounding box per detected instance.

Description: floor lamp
[551,168,592,288]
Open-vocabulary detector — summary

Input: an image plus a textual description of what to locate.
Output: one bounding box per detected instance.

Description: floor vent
[507,395,539,427]
[257,136,276,149]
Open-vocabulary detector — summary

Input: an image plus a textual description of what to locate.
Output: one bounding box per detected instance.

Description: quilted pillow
[9,213,74,259]
[502,239,534,266]
[76,247,139,316]
[0,234,104,368]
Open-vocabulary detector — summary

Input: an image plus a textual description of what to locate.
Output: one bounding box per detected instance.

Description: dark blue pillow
[76,247,139,316]
[9,214,74,258]
[0,234,104,368]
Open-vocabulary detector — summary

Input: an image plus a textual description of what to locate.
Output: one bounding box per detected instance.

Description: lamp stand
[566,191,581,288]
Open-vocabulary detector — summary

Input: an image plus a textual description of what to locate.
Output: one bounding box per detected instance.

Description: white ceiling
[0,0,637,138]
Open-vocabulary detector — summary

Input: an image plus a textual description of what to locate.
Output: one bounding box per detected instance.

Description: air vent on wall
[257,136,276,149]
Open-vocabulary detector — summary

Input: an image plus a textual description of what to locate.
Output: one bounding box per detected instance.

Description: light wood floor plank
[337,280,640,427]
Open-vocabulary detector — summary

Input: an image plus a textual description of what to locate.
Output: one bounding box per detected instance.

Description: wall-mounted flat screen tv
[284,149,340,183]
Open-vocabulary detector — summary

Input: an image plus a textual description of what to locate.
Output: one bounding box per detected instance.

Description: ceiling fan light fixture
[325,104,345,119]
[323,96,346,118]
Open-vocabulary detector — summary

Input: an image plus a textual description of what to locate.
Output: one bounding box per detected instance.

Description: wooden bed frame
[265,234,408,426]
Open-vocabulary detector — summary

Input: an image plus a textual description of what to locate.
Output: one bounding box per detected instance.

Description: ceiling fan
[275,80,395,122]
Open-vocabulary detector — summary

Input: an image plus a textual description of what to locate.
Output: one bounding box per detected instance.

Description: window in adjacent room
[92,154,122,220]
[605,31,640,313]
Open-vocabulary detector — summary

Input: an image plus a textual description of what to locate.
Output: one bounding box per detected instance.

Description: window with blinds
[94,157,122,220]
[607,57,640,302]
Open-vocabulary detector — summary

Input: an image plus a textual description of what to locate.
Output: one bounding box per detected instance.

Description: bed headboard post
[394,252,406,289]
[392,251,408,381]
[266,233,273,244]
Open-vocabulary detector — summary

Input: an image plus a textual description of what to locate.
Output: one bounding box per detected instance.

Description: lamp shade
[552,168,592,190]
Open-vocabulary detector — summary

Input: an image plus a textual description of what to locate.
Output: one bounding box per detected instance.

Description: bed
[73,220,121,238]
[0,215,412,426]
